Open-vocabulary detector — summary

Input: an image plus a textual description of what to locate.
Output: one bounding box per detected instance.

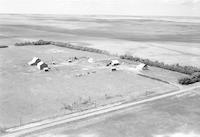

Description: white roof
[136,63,147,70]
[111,60,120,64]
[37,61,44,66]
[28,57,39,65]
[88,58,94,63]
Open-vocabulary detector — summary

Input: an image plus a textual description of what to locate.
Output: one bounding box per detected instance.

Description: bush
[15,40,51,46]
[178,77,192,85]
[0,45,8,48]
[178,72,200,85]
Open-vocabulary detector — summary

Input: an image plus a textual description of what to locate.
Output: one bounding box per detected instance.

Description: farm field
[0,44,183,129]
[28,88,200,137]
[1,14,200,133]
[0,14,200,67]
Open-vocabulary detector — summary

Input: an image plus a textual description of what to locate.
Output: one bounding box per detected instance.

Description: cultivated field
[0,44,183,129]
[0,14,200,66]
[0,14,199,132]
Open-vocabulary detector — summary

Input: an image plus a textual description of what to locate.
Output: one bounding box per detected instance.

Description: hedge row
[120,54,200,75]
[51,41,109,55]
[15,40,51,46]
[15,40,109,55]
[0,45,8,48]
[178,72,200,85]
[120,54,200,85]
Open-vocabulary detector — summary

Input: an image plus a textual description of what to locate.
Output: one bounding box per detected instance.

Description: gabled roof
[28,57,41,66]
[136,63,148,70]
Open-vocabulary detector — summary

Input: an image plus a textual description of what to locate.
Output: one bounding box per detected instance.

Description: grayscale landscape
[1,14,200,66]
[0,7,200,137]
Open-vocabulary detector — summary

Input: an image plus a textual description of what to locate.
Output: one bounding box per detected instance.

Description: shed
[111,67,117,71]
[136,63,148,71]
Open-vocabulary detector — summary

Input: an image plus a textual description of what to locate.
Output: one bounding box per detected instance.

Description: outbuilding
[37,61,49,71]
[28,57,41,66]
[88,58,94,63]
[111,67,117,71]
[136,63,148,71]
[68,56,78,63]
[107,60,120,66]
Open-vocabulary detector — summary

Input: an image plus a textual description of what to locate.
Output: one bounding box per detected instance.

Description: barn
[28,57,41,66]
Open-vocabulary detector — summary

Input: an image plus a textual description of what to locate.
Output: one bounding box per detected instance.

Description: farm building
[28,57,41,66]
[37,61,49,71]
[136,63,148,71]
[68,56,78,63]
[111,67,117,71]
[107,60,120,66]
[88,58,94,63]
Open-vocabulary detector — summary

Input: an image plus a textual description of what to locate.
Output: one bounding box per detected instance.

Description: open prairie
[0,14,200,66]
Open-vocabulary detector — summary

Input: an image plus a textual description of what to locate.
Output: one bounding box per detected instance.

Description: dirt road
[2,86,200,137]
